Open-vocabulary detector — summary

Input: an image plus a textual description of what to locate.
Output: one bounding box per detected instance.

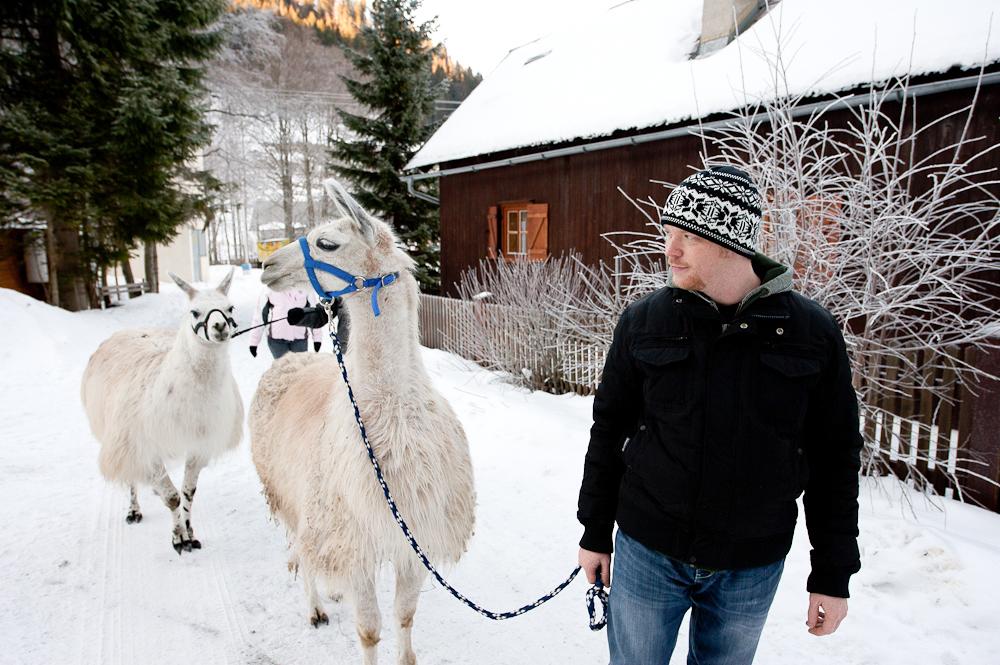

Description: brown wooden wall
[439,132,703,297]
[0,230,45,300]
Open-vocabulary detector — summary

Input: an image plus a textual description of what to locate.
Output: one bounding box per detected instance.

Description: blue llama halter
[298,236,398,317]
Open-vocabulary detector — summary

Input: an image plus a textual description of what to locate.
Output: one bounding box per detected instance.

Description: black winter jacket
[577,256,862,597]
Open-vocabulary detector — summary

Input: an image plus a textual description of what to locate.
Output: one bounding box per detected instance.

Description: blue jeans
[267,337,307,359]
[608,530,783,665]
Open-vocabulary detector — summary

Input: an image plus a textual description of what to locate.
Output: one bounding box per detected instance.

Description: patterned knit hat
[660,165,762,258]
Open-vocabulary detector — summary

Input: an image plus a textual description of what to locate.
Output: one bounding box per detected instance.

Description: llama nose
[213,321,226,332]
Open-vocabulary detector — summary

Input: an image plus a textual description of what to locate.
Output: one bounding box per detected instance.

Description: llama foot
[309,608,329,628]
[177,520,201,552]
[171,528,189,555]
[125,509,143,524]
[175,538,202,553]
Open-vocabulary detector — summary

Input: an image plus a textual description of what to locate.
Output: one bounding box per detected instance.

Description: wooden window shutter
[525,203,549,261]
[486,206,498,258]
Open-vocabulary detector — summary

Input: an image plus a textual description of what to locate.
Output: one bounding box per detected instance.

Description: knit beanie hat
[660,165,762,258]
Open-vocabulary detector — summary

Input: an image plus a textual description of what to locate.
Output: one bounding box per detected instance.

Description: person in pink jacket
[248,288,323,359]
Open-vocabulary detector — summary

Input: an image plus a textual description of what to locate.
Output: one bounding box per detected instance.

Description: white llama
[250,180,475,665]
[81,270,244,554]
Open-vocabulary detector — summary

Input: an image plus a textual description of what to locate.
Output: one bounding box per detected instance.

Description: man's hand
[806,593,848,636]
[579,547,611,587]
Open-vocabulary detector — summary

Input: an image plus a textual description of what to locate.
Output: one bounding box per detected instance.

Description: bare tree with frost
[458,36,1000,499]
[561,68,1000,500]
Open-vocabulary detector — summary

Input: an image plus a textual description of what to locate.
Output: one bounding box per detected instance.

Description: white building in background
[154,220,211,284]
[107,220,210,288]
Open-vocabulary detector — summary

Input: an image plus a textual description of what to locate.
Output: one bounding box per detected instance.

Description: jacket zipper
[690,320,721,564]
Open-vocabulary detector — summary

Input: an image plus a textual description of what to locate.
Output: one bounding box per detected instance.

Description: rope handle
[586,578,609,631]
[322,316,608,630]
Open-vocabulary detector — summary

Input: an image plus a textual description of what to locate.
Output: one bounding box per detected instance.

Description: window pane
[520,211,528,254]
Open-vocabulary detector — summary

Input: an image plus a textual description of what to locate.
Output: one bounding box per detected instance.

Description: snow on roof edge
[408,60,1000,171]
[406,0,1000,171]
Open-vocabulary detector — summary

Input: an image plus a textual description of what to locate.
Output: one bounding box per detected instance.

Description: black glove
[249,345,257,358]
[287,306,330,329]
[313,342,321,352]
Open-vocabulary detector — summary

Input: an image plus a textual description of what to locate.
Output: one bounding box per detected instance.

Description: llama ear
[168,272,198,299]
[323,178,376,245]
[216,268,234,295]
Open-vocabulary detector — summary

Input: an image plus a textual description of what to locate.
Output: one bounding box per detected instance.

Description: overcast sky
[416,0,618,75]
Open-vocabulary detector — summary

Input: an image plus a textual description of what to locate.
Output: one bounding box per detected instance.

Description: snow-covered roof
[407,0,1000,170]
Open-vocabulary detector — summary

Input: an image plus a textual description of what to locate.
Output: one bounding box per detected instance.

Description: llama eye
[227,306,234,312]
[191,310,200,317]
[316,238,339,252]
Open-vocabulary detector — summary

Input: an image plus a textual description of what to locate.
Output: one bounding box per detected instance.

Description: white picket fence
[418,293,605,395]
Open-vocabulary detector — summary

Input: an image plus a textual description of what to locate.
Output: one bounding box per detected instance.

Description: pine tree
[329,0,442,292]
[0,0,224,309]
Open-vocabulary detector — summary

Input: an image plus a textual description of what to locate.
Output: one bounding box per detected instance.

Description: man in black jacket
[577,166,862,664]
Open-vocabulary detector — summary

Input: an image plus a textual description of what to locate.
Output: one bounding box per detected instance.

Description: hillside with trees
[204,1,479,292]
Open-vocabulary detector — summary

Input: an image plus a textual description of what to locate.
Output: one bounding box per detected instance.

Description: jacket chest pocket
[634,341,692,414]
[756,350,823,435]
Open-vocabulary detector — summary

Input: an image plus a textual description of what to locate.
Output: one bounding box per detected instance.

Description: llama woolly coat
[82,328,243,484]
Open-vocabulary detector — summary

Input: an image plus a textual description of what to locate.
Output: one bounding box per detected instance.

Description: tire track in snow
[74,480,252,664]
[79,483,125,665]
[78,483,158,665]
[197,512,252,664]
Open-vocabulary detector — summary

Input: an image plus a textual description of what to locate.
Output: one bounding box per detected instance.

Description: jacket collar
[666,252,793,314]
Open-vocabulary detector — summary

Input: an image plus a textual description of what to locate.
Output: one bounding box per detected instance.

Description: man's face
[663,225,730,291]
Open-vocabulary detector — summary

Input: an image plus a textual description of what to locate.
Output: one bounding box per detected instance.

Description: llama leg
[180,456,205,550]
[288,542,328,627]
[148,462,186,555]
[125,484,143,524]
[352,574,382,665]
[301,560,328,628]
[393,562,426,665]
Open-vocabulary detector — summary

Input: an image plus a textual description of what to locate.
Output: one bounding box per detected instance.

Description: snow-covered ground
[1,267,998,665]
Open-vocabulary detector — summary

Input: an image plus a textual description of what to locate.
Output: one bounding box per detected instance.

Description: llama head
[260,179,415,298]
[169,270,237,344]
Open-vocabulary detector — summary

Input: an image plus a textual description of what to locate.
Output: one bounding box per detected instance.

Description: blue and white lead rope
[325,324,609,630]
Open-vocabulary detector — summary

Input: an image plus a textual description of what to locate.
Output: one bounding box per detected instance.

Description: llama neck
[166,327,232,385]
[340,272,425,391]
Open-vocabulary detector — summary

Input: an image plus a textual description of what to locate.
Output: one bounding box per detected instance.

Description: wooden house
[404,0,1000,510]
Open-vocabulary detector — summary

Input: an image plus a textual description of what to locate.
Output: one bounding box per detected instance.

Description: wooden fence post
[957,346,1000,512]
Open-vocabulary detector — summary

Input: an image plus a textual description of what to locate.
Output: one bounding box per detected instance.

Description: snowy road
[1,269,999,664]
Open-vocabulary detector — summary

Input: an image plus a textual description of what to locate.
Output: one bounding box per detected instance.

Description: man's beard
[672,269,707,292]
